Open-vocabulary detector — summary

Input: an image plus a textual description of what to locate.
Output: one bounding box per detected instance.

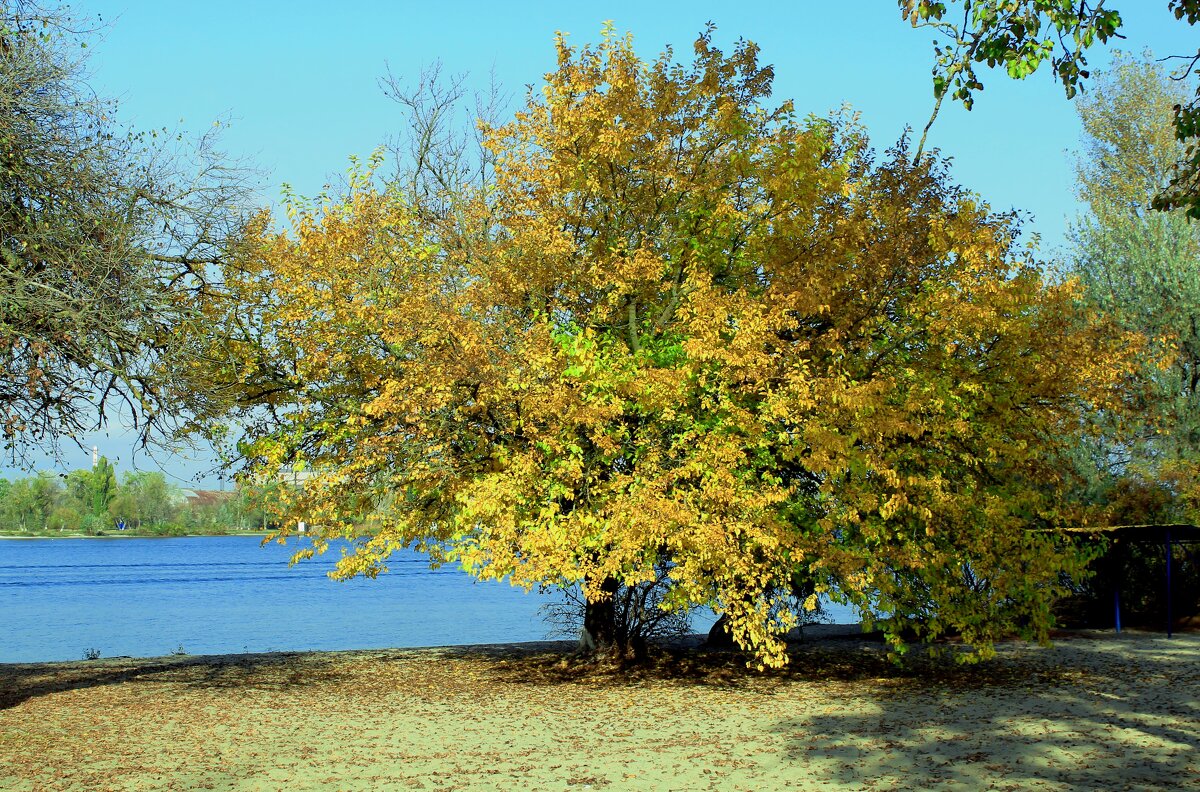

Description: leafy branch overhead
[904,0,1122,104]
[901,1,1200,218]
[901,0,1122,157]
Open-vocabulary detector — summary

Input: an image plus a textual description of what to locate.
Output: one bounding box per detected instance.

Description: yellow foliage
[175,27,1141,667]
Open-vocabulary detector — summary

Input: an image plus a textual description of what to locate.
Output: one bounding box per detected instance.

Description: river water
[1,535,578,663]
[1,535,857,663]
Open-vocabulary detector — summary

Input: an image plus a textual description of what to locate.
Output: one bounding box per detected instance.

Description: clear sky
[5,0,1193,486]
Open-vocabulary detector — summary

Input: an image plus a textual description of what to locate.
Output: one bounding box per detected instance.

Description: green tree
[90,456,116,519]
[63,468,93,512]
[0,1,250,459]
[2,472,59,530]
[238,481,282,532]
[0,477,13,529]
[110,471,178,528]
[1066,53,1200,517]
[106,488,139,529]
[47,503,81,532]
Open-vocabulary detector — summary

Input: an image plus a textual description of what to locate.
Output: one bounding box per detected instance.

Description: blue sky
[6,0,1193,486]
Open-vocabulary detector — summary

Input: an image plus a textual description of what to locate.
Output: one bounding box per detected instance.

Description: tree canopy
[0,1,249,459]
[181,28,1141,666]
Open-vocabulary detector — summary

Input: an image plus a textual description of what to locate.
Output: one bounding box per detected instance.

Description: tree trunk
[578,576,619,654]
[706,613,737,650]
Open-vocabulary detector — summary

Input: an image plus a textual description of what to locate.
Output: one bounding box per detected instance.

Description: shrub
[542,562,698,657]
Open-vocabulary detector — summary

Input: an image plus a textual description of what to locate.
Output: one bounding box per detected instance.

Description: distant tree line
[0,457,278,535]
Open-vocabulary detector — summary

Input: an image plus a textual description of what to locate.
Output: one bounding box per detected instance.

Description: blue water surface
[0,535,583,663]
[1,535,859,663]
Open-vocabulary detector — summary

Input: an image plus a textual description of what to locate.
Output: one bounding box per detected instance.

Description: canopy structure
[1090,524,1200,638]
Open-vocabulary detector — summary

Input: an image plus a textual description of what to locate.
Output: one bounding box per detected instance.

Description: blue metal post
[1166,529,1173,639]
[1113,540,1122,634]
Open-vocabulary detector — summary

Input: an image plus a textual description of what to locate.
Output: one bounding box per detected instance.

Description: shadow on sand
[0,649,355,710]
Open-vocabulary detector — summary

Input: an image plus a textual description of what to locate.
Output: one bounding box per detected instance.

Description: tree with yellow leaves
[177,26,1139,666]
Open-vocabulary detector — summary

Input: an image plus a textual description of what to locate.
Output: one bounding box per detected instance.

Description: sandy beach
[1,627,1196,791]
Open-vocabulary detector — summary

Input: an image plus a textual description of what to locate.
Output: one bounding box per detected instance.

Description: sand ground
[0,628,1196,791]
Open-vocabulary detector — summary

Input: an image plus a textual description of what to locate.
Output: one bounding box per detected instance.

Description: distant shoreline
[0,624,872,668]
[1,624,873,667]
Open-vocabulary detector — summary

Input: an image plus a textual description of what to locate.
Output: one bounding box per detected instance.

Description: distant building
[279,466,316,489]
[178,489,237,509]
